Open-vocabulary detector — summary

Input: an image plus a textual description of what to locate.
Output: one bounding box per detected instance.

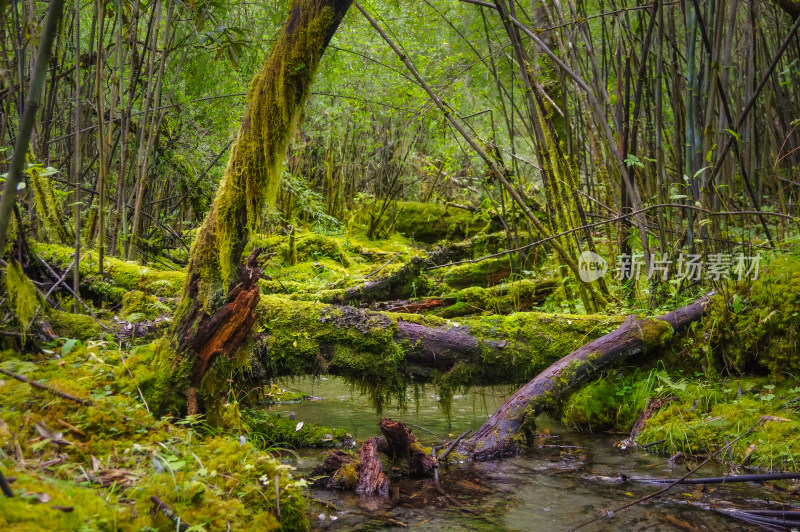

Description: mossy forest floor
[2,205,800,530]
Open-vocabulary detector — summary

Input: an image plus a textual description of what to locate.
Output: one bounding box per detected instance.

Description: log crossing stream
[263,377,798,531]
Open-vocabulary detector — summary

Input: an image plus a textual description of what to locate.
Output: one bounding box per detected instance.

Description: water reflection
[266,377,797,531]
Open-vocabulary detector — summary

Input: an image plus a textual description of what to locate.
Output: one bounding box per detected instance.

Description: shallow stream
[265,377,797,531]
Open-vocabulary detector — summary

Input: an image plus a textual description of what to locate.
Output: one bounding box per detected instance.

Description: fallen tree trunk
[331,232,509,305]
[379,278,557,317]
[464,295,713,460]
[243,295,620,400]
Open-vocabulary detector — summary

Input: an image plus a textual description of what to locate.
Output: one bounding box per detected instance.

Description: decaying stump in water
[308,441,390,496]
[309,419,436,496]
[464,295,713,460]
[379,419,437,477]
[310,450,357,490]
[356,437,390,496]
[153,0,353,416]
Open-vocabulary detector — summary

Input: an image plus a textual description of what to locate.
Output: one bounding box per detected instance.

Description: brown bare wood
[356,437,389,497]
[379,419,437,477]
[178,249,263,415]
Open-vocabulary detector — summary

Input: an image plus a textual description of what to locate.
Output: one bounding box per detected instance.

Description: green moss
[48,310,103,341]
[4,260,42,339]
[561,379,620,431]
[120,290,160,322]
[0,342,309,531]
[360,201,489,243]
[436,279,558,317]
[261,384,310,404]
[441,257,512,289]
[672,253,800,375]
[637,376,800,470]
[243,410,350,448]
[35,243,185,304]
[27,158,72,245]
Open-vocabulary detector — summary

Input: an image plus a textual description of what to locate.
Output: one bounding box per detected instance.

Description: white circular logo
[578,250,608,282]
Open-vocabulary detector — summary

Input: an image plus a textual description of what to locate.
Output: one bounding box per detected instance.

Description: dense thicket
[1,0,797,288]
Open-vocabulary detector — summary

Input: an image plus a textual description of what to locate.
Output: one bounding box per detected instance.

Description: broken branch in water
[438,430,471,462]
[569,416,766,531]
[633,471,800,485]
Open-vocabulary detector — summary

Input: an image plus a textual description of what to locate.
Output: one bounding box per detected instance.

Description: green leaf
[61,338,79,355]
[724,128,740,142]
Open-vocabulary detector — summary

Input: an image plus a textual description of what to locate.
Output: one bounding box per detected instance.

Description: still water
[266,377,797,531]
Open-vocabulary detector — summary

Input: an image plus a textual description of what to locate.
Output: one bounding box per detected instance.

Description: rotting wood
[179,249,263,415]
[356,437,389,497]
[379,418,437,477]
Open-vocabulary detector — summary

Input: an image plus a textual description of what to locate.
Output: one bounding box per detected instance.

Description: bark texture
[379,419,437,477]
[356,437,390,497]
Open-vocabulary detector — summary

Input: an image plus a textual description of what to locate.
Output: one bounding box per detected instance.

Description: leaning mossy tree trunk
[154,0,353,416]
[463,295,712,460]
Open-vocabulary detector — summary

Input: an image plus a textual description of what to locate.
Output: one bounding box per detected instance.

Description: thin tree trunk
[0,0,65,253]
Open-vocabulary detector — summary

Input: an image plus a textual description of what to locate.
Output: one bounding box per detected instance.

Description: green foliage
[243,409,350,448]
[4,260,42,339]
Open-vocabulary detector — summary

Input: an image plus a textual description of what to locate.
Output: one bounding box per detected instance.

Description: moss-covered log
[330,232,511,305]
[384,279,557,317]
[35,243,186,304]
[464,295,712,460]
[239,295,620,411]
[360,201,490,243]
[155,0,353,416]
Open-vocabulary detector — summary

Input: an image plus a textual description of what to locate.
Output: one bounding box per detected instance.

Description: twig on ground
[118,348,150,414]
[150,496,191,531]
[0,367,93,405]
[44,259,76,298]
[361,251,404,279]
[37,255,96,318]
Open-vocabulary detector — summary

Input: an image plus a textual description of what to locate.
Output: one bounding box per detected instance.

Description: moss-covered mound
[360,201,489,243]
[682,253,800,375]
[0,344,309,531]
[36,243,186,304]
